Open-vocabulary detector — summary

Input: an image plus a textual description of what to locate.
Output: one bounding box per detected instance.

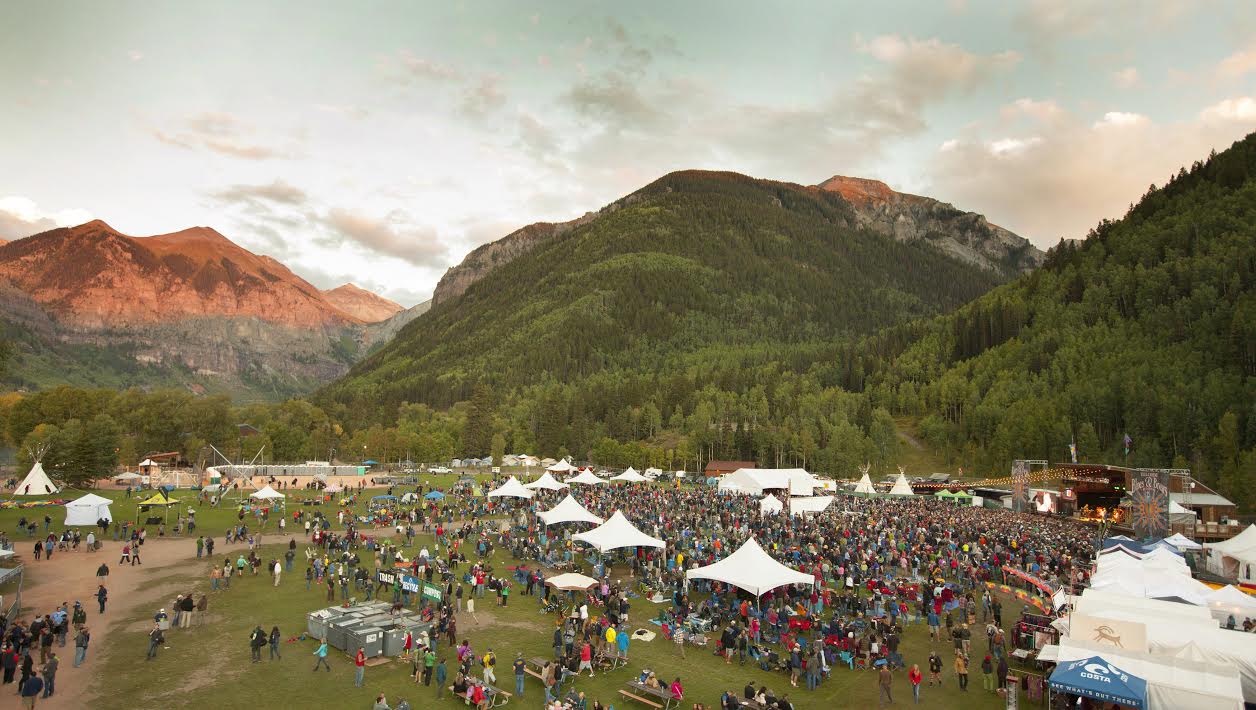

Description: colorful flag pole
[1123,433,1132,458]
[1068,438,1077,464]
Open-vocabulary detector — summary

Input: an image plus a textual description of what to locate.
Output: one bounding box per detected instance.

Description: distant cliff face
[0,220,416,399]
[815,176,1044,276]
[322,283,404,323]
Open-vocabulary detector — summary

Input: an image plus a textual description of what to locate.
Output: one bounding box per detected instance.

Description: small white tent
[523,472,568,490]
[546,459,576,474]
[250,485,286,500]
[486,476,535,499]
[65,493,113,526]
[685,537,814,597]
[1205,585,1256,625]
[1206,525,1256,585]
[15,462,58,496]
[545,573,598,591]
[852,473,875,495]
[572,511,664,552]
[610,468,648,483]
[538,494,603,526]
[1163,532,1203,552]
[565,471,604,486]
[887,473,914,496]
[759,494,783,516]
[789,495,833,516]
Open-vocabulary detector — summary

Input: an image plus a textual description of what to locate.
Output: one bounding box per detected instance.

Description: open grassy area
[75,530,1029,710]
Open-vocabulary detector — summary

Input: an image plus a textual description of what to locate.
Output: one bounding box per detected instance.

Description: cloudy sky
[2,1,1255,306]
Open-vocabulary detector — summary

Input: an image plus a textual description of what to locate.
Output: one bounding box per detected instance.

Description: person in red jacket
[909,663,923,704]
[354,647,366,687]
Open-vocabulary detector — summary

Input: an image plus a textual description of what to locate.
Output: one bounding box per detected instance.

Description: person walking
[72,628,89,668]
[40,653,57,698]
[482,647,497,685]
[878,664,893,706]
[954,653,968,691]
[981,655,994,692]
[269,626,282,660]
[19,673,42,710]
[146,623,164,661]
[908,663,922,704]
[96,585,108,615]
[312,638,331,671]
[354,647,367,687]
[250,626,265,663]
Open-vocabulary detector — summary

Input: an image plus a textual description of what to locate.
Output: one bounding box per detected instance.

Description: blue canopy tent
[424,491,446,500]
[1048,657,1146,709]
[363,460,379,466]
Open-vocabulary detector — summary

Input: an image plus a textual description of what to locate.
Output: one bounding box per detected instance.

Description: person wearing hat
[513,652,526,697]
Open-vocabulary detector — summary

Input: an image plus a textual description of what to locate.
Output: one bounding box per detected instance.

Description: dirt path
[14,532,299,710]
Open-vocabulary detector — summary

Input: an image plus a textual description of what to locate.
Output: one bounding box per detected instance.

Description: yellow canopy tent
[137,492,179,525]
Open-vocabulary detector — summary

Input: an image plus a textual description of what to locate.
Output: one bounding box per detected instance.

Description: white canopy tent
[887,473,914,496]
[538,494,603,526]
[759,494,783,516]
[572,511,664,552]
[1039,637,1243,710]
[1076,588,1215,625]
[565,471,605,486]
[788,495,833,516]
[1205,525,1256,585]
[1163,532,1203,552]
[610,468,648,483]
[1204,585,1256,624]
[15,462,58,496]
[486,476,535,499]
[545,573,598,591]
[1089,567,1211,605]
[324,483,344,493]
[523,472,568,490]
[250,485,286,501]
[64,493,113,526]
[546,459,576,474]
[852,473,875,495]
[685,537,814,597]
[113,472,143,482]
[717,468,818,496]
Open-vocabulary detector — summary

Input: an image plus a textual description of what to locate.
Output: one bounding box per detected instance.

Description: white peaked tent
[611,467,648,483]
[546,459,576,474]
[545,573,598,591]
[1206,525,1256,584]
[686,537,814,597]
[113,471,143,482]
[852,472,875,495]
[789,495,834,516]
[572,511,664,552]
[717,468,818,496]
[487,476,535,499]
[565,471,605,486]
[523,472,568,490]
[15,462,59,496]
[887,473,914,496]
[1205,585,1256,624]
[538,494,604,526]
[1163,533,1203,551]
[65,493,113,525]
[250,485,286,500]
[760,494,783,516]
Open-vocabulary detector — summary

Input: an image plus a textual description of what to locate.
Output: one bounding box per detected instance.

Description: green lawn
[77,530,1028,710]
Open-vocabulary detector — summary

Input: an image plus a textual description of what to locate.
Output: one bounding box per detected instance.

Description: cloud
[127,50,144,62]
[386,50,463,82]
[0,196,92,240]
[925,95,1256,246]
[319,208,449,267]
[1111,67,1140,88]
[208,179,308,207]
[460,75,507,117]
[1014,0,1192,49]
[1217,46,1256,81]
[151,112,290,160]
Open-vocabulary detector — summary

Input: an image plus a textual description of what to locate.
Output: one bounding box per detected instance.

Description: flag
[1123,433,1132,457]
[1068,438,1077,464]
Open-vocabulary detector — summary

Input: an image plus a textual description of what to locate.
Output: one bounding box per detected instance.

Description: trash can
[307,606,350,640]
[345,622,385,658]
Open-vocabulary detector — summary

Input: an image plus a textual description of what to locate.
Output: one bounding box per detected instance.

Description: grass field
[73,530,1031,710]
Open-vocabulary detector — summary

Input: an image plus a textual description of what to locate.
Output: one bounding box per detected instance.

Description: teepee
[852,472,876,495]
[16,461,60,496]
[888,473,914,496]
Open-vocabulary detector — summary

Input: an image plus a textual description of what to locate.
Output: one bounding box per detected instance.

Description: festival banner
[377,569,421,593]
[1001,565,1054,596]
[1068,613,1148,653]
[1011,460,1030,513]
[422,581,443,602]
[1128,469,1170,540]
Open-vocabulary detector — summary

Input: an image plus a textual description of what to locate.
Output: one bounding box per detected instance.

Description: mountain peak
[322,283,404,323]
[68,218,120,235]
[816,175,908,206]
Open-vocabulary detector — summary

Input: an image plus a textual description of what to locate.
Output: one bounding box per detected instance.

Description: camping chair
[837,651,854,670]
[854,655,868,670]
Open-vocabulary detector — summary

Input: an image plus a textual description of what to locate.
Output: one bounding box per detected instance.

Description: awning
[1049,656,1147,709]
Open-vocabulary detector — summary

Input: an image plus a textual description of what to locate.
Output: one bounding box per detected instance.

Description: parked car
[427,466,452,474]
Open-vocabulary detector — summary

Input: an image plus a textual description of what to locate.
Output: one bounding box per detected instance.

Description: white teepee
[888,473,914,496]
[852,472,875,495]
[16,462,59,496]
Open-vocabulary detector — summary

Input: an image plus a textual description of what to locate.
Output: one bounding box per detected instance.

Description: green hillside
[860,135,1256,507]
[322,171,1006,417]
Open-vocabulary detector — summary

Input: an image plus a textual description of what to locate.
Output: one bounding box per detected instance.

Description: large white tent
[523,472,568,490]
[538,494,603,526]
[1076,589,1215,625]
[852,473,875,495]
[1090,566,1211,605]
[487,476,535,499]
[64,493,113,526]
[1205,585,1256,624]
[887,473,914,496]
[610,468,648,483]
[572,511,664,552]
[1206,525,1256,585]
[685,537,814,597]
[759,494,783,516]
[1162,533,1203,552]
[565,471,605,486]
[788,495,833,516]
[546,459,576,474]
[1040,637,1243,710]
[717,468,818,496]
[15,462,58,496]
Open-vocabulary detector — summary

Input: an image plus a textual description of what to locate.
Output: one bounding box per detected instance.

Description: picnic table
[525,656,549,682]
[621,680,677,710]
[737,698,769,710]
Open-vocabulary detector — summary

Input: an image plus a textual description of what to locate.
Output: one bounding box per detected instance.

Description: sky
[2,1,1255,307]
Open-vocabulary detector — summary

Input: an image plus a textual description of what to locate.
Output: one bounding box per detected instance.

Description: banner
[1011,460,1030,513]
[1068,613,1148,653]
[1001,565,1054,596]
[377,569,421,593]
[422,582,443,602]
[1128,469,1170,539]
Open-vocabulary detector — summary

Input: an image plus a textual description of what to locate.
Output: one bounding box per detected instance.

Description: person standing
[422,648,436,686]
[981,655,994,692]
[273,560,282,587]
[146,623,164,661]
[878,665,893,706]
[908,663,923,704]
[269,626,281,660]
[19,673,42,710]
[354,647,366,687]
[513,652,525,698]
[312,638,331,671]
[250,626,265,663]
[40,653,57,698]
[72,628,89,668]
[196,536,204,559]
[96,585,108,615]
[434,657,447,699]
[954,653,968,691]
